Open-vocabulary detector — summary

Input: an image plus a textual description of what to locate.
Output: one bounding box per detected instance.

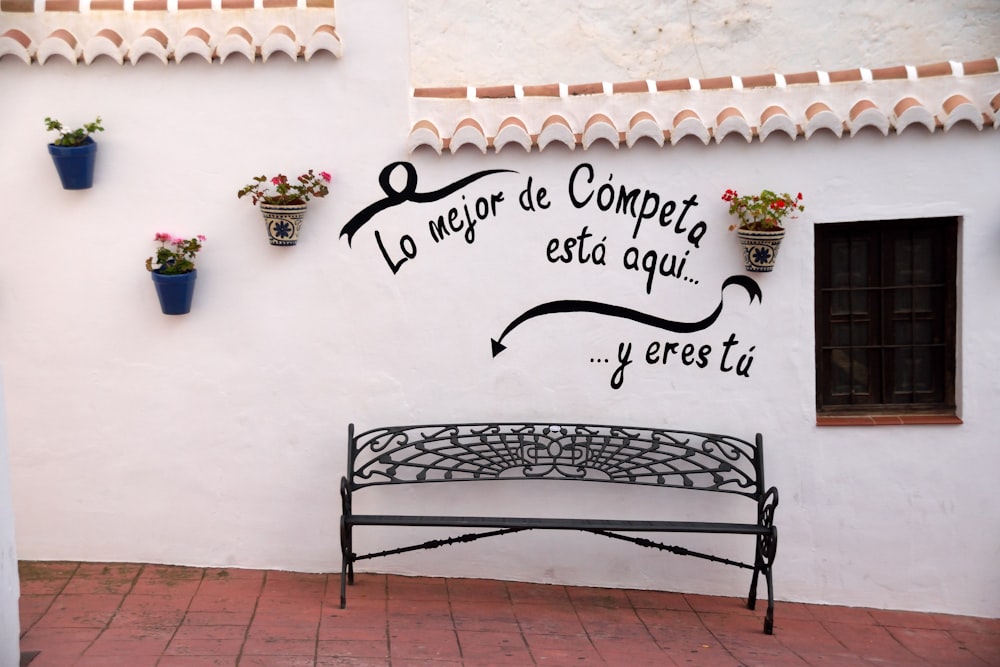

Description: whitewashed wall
[409,0,1000,85]
[0,375,21,667]
[0,0,998,619]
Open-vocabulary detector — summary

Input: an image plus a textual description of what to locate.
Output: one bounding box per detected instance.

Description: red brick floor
[17,561,1000,666]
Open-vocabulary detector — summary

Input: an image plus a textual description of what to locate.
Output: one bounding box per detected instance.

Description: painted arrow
[490,274,762,357]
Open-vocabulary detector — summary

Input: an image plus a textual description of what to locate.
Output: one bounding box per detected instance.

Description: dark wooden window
[815,218,957,415]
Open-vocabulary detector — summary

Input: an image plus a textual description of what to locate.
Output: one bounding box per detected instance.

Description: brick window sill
[816,415,963,426]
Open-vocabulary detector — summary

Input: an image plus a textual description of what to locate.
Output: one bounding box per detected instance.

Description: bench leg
[339,517,353,609]
[747,565,760,611]
[755,526,777,634]
[763,566,775,635]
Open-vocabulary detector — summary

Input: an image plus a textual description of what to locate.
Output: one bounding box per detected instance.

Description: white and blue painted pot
[259,202,309,246]
[737,228,785,272]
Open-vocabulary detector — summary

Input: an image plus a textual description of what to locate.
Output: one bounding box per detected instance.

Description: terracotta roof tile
[892,96,937,132]
[1,28,31,48]
[0,2,340,64]
[582,113,620,149]
[963,58,999,75]
[715,107,752,143]
[916,61,954,78]
[759,105,798,141]
[626,111,664,148]
[133,0,169,11]
[567,82,605,96]
[847,99,890,136]
[828,68,863,83]
[522,83,561,97]
[783,71,821,85]
[407,120,443,155]
[0,0,33,11]
[871,65,909,80]
[671,109,710,145]
[408,56,999,153]
[538,114,577,151]
[655,78,691,92]
[741,73,777,88]
[44,0,79,11]
[941,93,983,130]
[612,80,652,94]
[477,85,518,99]
[451,117,489,154]
[700,75,735,90]
[495,116,532,153]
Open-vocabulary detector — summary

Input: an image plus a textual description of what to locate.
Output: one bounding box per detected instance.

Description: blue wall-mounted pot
[48,137,98,190]
[151,269,197,315]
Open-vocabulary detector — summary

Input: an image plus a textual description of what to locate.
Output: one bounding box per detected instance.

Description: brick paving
[17,561,1000,666]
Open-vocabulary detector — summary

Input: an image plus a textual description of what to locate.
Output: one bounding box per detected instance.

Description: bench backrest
[346,422,766,500]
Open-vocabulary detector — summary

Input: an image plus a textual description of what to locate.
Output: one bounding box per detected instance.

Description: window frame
[814,217,958,419]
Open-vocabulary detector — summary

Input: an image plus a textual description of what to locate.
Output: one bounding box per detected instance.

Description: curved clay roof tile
[261,24,297,62]
[893,96,936,133]
[847,99,890,136]
[407,120,443,155]
[175,27,212,63]
[128,27,169,65]
[758,105,797,141]
[83,28,126,64]
[626,111,664,148]
[941,94,983,131]
[804,102,843,138]
[0,29,33,64]
[305,24,341,60]
[405,56,999,153]
[450,118,488,154]
[670,109,709,145]
[37,28,80,65]
[494,116,532,153]
[714,107,752,143]
[582,113,619,150]
[537,114,576,151]
[217,26,255,63]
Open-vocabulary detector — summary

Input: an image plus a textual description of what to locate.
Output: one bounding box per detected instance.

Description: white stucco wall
[0,375,21,667]
[409,0,1000,86]
[0,0,998,619]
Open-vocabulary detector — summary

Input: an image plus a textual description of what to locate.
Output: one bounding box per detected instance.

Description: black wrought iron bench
[339,422,779,633]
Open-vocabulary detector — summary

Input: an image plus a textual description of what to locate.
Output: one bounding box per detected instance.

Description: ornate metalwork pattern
[341,420,779,634]
[349,422,764,498]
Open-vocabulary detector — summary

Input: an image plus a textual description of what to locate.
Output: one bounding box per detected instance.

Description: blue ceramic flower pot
[151,269,197,315]
[48,137,98,190]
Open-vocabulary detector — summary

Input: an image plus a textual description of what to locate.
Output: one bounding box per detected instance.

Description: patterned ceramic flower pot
[737,228,785,272]
[48,137,98,190]
[259,203,309,246]
[151,269,197,315]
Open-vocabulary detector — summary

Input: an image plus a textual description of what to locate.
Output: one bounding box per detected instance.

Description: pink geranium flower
[145,233,206,275]
[238,170,331,206]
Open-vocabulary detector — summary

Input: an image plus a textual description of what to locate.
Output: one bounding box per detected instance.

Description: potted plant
[721,188,804,272]
[145,233,206,315]
[45,116,104,190]
[238,170,331,246]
